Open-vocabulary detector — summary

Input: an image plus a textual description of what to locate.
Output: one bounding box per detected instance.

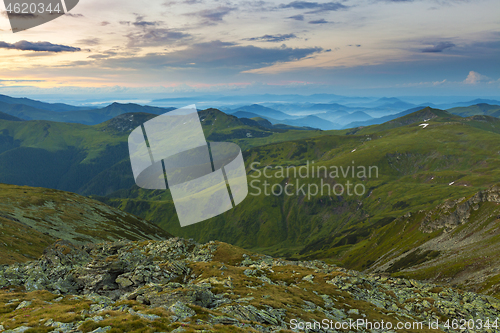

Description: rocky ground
[0,238,498,333]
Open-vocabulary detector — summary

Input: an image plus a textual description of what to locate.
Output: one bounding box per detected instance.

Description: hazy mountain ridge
[344,104,500,129]
[0,100,175,125]
[0,94,89,112]
[0,108,324,196]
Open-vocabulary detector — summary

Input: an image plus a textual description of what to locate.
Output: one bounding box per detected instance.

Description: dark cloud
[120,15,162,27]
[422,41,455,52]
[348,44,361,47]
[118,14,189,47]
[0,40,81,52]
[309,19,329,24]
[133,20,160,27]
[245,33,297,42]
[100,21,110,26]
[187,6,235,24]
[126,28,191,47]
[101,40,323,70]
[279,1,347,14]
[288,14,304,20]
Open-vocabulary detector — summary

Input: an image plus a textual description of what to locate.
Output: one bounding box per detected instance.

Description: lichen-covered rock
[0,238,498,333]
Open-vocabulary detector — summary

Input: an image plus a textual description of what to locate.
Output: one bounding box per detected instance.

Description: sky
[0,0,499,102]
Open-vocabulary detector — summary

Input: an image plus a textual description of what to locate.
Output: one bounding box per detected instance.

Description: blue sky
[0,0,499,101]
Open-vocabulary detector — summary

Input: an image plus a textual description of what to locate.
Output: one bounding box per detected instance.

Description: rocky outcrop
[420,185,500,233]
[0,238,499,332]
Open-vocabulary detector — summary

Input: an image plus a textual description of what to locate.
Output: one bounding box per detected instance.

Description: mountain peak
[0,111,23,122]
[380,107,455,129]
[99,112,159,132]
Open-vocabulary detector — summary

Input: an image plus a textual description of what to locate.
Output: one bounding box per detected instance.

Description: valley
[1,94,500,332]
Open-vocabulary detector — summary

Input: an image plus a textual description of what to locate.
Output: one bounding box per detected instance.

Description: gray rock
[15,301,31,310]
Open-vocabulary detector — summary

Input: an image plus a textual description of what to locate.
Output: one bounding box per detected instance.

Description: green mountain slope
[0,183,172,264]
[97,107,500,297]
[0,109,325,195]
[345,184,500,298]
[447,103,500,118]
[0,111,22,122]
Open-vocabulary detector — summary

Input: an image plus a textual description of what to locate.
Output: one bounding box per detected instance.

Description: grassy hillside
[0,109,325,195]
[98,108,500,297]
[0,183,172,264]
[344,184,500,298]
[447,103,500,117]
[0,111,23,122]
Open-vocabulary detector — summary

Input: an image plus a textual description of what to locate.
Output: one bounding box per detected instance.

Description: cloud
[101,40,323,70]
[245,33,297,42]
[100,21,110,26]
[163,0,203,5]
[77,38,101,46]
[88,50,118,59]
[464,71,490,84]
[288,14,304,20]
[120,15,162,27]
[187,6,235,24]
[118,15,190,47]
[126,28,191,47]
[0,40,81,52]
[133,20,161,27]
[279,1,347,14]
[309,19,329,24]
[421,41,455,53]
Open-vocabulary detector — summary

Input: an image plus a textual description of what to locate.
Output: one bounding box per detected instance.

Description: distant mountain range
[0,94,89,112]
[344,103,500,128]
[0,94,174,125]
[1,93,499,130]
